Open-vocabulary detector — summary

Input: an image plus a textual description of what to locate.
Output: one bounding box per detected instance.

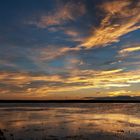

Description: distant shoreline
[0,100,140,103]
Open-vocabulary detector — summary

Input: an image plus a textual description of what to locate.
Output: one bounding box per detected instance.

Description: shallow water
[0,103,140,140]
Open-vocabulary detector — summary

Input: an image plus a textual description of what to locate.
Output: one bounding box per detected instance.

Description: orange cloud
[64,30,80,37]
[119,45,140,56]
[80,0,140,49]
[0,68,140,97]
[108,90,131,96]
[31,45,80,62]
[33,2,86,28]
[0,71,62,86]
[27,0,140,64]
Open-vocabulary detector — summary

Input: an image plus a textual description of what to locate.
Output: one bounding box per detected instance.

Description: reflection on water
[0,103,140,140]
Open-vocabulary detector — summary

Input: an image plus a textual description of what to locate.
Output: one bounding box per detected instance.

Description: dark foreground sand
[0,103,140,140]
[0,128,140,140]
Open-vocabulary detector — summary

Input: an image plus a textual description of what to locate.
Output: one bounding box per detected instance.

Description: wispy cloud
[31,2,86,28]
[1,68,140,97]
[26,0,140,64]
[64,30,80,37]
[108,90,131,96]
[0,0,140,99]
[80,0,140,49]
[119,45,140,56]
[0,60,17,68]
[30,45,80,62]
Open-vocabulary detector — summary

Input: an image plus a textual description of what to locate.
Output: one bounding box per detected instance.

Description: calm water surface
[0,103,140,140]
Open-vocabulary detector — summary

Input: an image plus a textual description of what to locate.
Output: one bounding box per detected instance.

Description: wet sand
[0,103,140,140]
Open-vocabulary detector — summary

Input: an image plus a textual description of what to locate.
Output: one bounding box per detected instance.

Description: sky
[0,0,140,100]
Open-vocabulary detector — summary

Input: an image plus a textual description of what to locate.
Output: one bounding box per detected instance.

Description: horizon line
[0,99,140,103]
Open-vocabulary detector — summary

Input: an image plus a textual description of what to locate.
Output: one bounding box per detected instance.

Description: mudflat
[0,103,140,140]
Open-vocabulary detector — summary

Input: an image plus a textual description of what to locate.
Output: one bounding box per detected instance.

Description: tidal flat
[0,103,140,140]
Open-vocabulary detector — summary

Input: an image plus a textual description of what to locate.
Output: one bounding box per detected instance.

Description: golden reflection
[0,104,140,139]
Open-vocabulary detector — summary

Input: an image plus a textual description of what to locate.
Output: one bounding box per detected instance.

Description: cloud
[0,60,17,68]
[30,45,80,62]
[26,0,140,64]
[108,90,131,96]
[64,30,80,37]
[0,70,92,96]
[27,45,83,74]
[119,45,140,56]
[80,0,140,49]
[31,2,86,28]
[0,71,62,86]
[66,68,140,90]
[0,68,140,98]
[63,28,85,43]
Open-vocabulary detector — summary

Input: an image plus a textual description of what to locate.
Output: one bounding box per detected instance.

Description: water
[0,103,140,140]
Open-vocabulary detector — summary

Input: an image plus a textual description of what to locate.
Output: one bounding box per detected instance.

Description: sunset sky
[0,0,140,100]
